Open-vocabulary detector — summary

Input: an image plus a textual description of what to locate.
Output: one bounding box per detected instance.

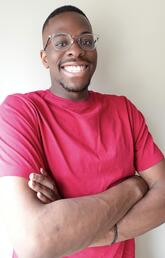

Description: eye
[53,35,70,49]
[54,40,68,48]
[82,39,94,46]
[81,38,94,47]
[79,34,96,49]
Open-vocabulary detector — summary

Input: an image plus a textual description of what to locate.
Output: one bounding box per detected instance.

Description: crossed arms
[0,159,165,258]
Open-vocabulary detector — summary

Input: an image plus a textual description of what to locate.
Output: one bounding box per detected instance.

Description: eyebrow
[80,31,92,35]
[52,31,92,36]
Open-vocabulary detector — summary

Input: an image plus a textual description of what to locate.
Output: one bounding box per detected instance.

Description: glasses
[44,32,99,51]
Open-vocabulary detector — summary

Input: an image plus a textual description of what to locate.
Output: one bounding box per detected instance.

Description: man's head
[41,5,98,100]
[42,5,89,35]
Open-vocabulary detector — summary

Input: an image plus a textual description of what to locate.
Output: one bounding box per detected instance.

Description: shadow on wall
[136,225,165,258]
[136,235,153,258]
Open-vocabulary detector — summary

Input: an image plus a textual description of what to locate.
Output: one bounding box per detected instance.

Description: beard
[59,79,91,93]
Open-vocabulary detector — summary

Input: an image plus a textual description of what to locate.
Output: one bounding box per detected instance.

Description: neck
[49,86,89,101]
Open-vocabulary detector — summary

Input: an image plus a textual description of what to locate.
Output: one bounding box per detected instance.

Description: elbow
[13,225,60,258]
[15,201,70,258]
[21,222,64,258]
[15,235,46,258]
[20,232,60,258]
[17,236,58,258]
[150,183,165,224]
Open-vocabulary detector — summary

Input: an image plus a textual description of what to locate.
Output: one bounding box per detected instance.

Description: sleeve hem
[137,155,164,173]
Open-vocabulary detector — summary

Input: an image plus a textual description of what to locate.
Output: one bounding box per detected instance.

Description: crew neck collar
[44,89,95,112]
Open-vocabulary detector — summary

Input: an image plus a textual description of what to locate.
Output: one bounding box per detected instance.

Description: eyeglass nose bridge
[68,35,84,51]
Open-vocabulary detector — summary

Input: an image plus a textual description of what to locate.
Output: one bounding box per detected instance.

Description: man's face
[41,11,97,99]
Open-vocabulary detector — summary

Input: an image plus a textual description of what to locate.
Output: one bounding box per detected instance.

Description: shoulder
[0,91,46,130]
[0,90,46,117]
[91,91,139,112]
[1,90,45,107]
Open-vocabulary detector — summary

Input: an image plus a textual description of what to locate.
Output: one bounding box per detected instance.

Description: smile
[63,65,88,73]
[60,61,90,76]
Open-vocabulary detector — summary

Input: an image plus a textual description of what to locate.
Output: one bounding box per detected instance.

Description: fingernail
[37,192,42,197]
[29,173,33,180]
[28,180,34,187]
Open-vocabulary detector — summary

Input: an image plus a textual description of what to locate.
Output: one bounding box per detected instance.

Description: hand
[130,175,149,198]
[89,227,115,247]
[28,168,61,204]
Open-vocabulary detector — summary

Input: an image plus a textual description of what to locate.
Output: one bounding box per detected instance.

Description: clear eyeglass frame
[43,32,99,51]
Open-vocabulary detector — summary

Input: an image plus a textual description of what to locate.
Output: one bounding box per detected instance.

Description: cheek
[90,52,97,72]
[90,50,97,65]
[48,60,61,78]
[47,50,63,69]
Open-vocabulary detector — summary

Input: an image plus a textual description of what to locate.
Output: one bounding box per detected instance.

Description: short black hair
[42,5,89,34]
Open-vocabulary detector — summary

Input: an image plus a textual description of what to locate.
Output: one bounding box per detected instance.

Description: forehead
[43,11,92,39]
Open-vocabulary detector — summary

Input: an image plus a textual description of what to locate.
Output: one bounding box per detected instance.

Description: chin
[60,80,90,93]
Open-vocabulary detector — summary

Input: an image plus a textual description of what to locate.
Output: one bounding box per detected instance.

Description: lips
[60,61,89,75]
[62,65,88,73]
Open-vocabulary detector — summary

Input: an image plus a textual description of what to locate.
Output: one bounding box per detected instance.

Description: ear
[40,50,49,69]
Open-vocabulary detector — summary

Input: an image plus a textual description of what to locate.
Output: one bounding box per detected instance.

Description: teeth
[63,65,86,73]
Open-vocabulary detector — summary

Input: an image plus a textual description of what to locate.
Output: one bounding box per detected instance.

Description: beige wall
[0,0,164,257]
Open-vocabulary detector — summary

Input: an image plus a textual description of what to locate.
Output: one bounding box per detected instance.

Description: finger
[37,192,52,204]
[39,169,59,196]
[40,168,47,176]
[28,180,39,194]
[29,173,57,193]
[28,180,58,201]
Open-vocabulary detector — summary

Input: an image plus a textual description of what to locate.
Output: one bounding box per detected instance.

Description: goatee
[59,80,90,93]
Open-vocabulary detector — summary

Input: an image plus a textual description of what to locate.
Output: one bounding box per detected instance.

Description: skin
[28,168,61,203]
[0,11,165,258]
[40,12,97,101]
[0,174,148,258]
[29,160,165,245]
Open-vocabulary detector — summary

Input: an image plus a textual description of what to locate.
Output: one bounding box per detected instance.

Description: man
[0,5,165,258]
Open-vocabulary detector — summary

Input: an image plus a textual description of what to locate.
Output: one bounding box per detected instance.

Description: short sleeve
[0,94,46,179]
[125,98,164,172]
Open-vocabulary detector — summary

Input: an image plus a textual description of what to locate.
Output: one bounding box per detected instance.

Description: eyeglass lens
[52,33,98,51]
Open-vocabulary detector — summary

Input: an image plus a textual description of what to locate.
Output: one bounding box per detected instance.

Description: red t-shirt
[0,90,164,258]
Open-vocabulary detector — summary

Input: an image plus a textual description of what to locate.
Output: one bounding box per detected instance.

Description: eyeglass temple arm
[43,36,51,51]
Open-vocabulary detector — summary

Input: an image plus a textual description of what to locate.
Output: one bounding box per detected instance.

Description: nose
[66,40,85,58]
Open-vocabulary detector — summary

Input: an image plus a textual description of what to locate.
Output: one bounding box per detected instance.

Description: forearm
[91,181,165,247]
[117,182,165,242]
[90,160,165,247]
[31,177,145,258]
